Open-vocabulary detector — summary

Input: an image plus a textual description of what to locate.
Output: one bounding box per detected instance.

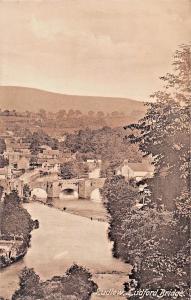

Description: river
[0,202,130,299]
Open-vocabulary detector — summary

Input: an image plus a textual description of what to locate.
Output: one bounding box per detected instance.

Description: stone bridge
[29,177,106,200]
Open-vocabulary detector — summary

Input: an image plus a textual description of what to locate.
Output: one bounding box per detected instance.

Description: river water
[0,202,130,299]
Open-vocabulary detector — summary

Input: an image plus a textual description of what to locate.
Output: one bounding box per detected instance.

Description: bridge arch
[31,188,47,201]
[59,185,78,200]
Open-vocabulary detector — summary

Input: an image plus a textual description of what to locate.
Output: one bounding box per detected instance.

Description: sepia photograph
[0,1,190,299]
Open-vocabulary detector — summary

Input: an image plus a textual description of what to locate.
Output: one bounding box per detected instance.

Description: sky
[0,0,190,101]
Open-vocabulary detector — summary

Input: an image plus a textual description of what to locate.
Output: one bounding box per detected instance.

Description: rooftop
[124,160,154,172]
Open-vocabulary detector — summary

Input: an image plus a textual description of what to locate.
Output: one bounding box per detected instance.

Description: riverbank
[0,240,27,269]
[0,191,37,270]
[46,197,107,222]
[0,231,40,271]
[0,202,130,300]
[0,221,38,270]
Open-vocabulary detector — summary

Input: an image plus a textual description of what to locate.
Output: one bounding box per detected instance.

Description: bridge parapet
[78,178,106,199]
[29,177,106,199]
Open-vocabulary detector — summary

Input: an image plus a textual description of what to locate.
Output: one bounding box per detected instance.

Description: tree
[127,44,190,211]
[75,110,82,118]
[12,267,42,300]
[63,264,98,299]
[96,111,105,118]
[60,162,77,179]
[0,138,6,154]
[101,45,190,300]
[0,155,8,168]
[0,186,4,200]
[25,130,59,154]
[63,126,141,173]
[68,109,75,118]
[123,207,190,300]
[39,109,46,119]
[12,265,97,300]
[122,45,191,299]
[56,109,67,120]
[88,111,95,117]
[63,128,96,154]
[101,176,139,259]
[23,184,31,202]
[0,191,34,238]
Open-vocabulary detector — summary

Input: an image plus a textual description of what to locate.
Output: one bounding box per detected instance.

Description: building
[4,150,30,172]
[0,239,24,262]
[116,160,154,181]
[36,149,75,168]
[0,178,24,197]
[39,148,60,159]
[41,161,60,173]
[17,156,30,170]
[0,241,17,259]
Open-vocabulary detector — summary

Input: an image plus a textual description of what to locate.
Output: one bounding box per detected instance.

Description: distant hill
[0,86,146,115]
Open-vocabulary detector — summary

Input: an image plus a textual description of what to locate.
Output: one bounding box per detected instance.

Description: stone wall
[30,178,106,200]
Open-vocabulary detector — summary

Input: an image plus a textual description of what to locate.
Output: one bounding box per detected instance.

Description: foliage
[126,44,190,210]
[60,160,89,179]
[0,191,34,238]
[12,267,42,300]
[55,109,131,129]
[29,155,38,167]
[101,176,139,259]
[24,130,59,154]
[0,155,8,168]
[102,45,191,299]
[63,126,141,174]
[0,138,6,154]
[102,177,190,299]
[125,45,190,298]
[60,161,78,179]
[0,186,4,200]
[12,265,97,300]
[23,184,31,202]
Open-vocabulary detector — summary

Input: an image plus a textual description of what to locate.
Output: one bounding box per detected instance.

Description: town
[0,1,190,299]
[0,108,154,269]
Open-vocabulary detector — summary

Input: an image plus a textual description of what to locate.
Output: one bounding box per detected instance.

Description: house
[5,151,21,165]
[37,150,75,167]
[0,178,24,197]
[41,161,60,173]
[86,159,102,170]
[17,156,30,170]
[116,160,154,181]
[38,149,60,160]
[13,143,31,154]
[0,239,23,260]
[0,241,16,258]
[5,150,30,171]
[37,149,60,169]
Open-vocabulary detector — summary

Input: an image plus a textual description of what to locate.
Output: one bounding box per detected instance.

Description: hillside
[0,86,145,114]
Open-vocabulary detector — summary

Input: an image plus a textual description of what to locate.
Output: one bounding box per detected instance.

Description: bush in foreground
[12,264,98,300]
